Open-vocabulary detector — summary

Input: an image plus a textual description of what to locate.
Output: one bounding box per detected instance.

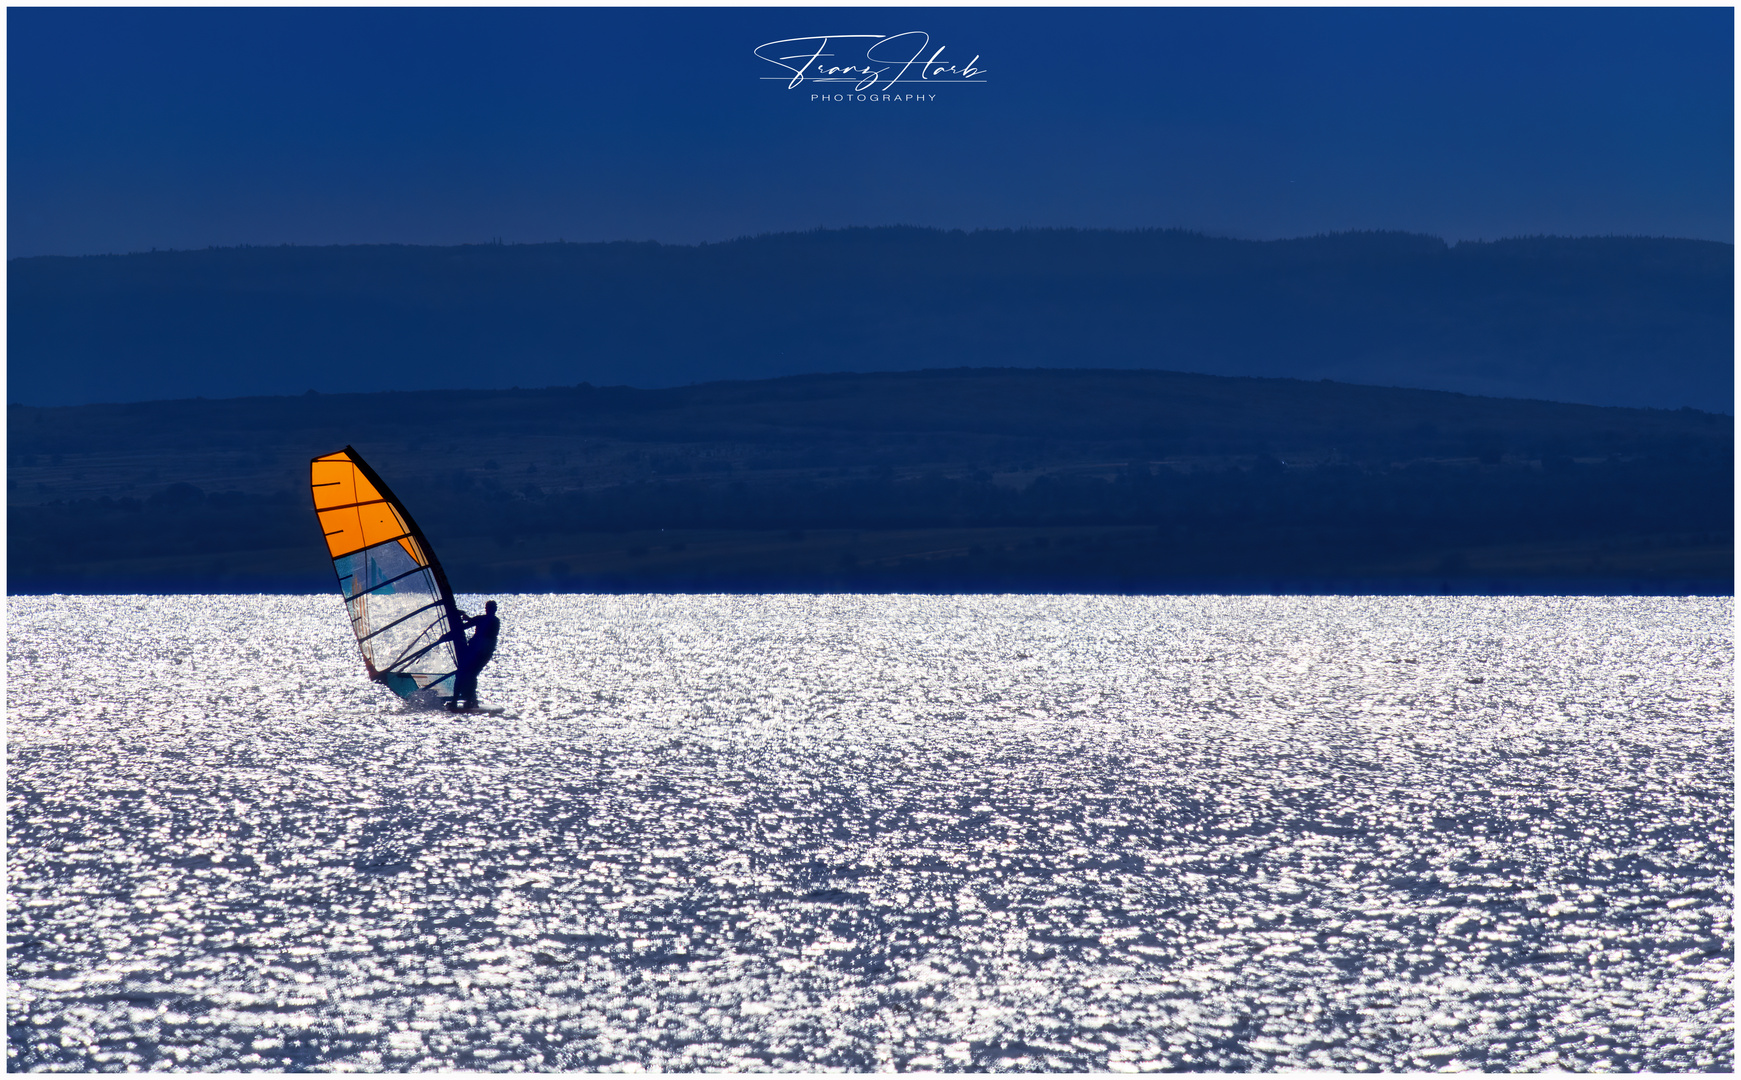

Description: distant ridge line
[9,224,1731,261]
[7,365,1730,417]
[10,229,1730,413]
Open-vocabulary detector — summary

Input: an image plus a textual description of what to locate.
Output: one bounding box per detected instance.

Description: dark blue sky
[8,7,1732,257]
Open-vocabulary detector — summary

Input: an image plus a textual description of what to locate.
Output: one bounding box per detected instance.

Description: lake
[7,594,1732,1071]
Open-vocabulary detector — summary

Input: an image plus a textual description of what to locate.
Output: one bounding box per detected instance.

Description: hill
[8,228,1732,412]
[8,368,1731,594]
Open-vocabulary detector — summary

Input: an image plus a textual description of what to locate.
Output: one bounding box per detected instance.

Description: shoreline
[10,578,1732,598]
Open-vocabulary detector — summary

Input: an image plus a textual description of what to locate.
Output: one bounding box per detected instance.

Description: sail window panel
[348,590,376,641]
[347,579,439,637]
[344,541,426,599]
[400,638,461,685]
[381,664,453,697]
[367,609,453,675]
[331,551,363,592]
[349,583,439,642]
[378,671,425,698]
[352,587,442,650]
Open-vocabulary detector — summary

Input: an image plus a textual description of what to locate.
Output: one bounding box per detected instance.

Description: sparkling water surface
[8,594,1733,1072]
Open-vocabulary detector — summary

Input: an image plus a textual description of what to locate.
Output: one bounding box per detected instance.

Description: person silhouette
[449,600,500,711]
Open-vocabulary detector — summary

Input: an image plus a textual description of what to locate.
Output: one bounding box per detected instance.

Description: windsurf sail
[310,447,462,705]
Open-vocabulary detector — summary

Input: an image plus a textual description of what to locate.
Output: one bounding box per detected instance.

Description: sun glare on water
[7,594,1732,1071]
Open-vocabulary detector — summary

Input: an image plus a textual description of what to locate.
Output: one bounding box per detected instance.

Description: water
[7,594,1732,1072]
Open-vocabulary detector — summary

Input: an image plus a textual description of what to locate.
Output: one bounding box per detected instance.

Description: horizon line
[9,364,1731,418]
[8,225,1731,261]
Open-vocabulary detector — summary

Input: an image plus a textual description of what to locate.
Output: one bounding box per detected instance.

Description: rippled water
[7,594,1733,1072]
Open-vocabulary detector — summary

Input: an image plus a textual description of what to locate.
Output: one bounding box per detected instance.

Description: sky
[7,6,1733,258]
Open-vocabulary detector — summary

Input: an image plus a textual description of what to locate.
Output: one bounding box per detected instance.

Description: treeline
[8,368,1729,467]
[11,455,1730,593]
[11,484,306,572]
[389,457,1726,541]
[8,369,1731,594]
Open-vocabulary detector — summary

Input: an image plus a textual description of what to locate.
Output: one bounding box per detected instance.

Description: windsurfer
[451,600,500,710]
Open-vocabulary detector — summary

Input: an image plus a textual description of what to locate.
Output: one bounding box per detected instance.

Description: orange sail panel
[310,447,460,704]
